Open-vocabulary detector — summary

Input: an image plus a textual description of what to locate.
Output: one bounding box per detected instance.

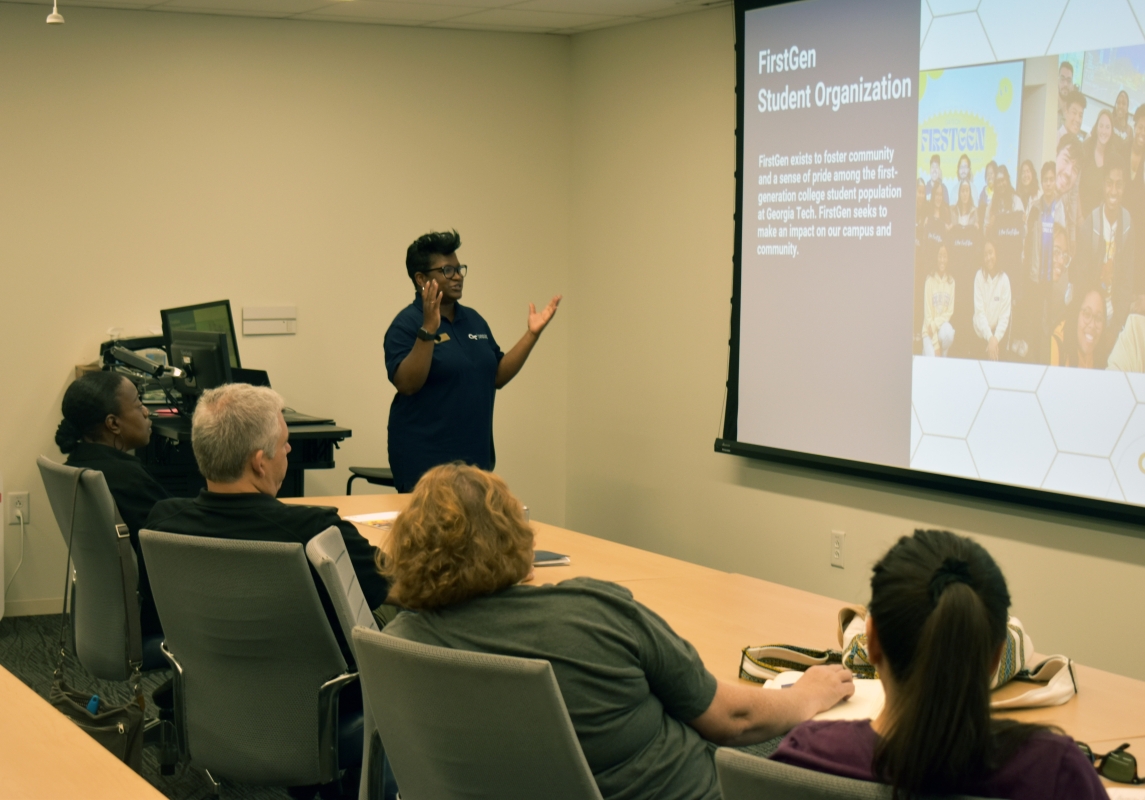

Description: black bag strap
[112,503,144,678]
[54,467,84,681]
[55,467,144,702]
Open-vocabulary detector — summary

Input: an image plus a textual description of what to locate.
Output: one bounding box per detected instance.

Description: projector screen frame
[718,0,1145,528]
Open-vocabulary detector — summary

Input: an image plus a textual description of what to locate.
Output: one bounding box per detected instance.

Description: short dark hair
[405,230,461,285]
[1041,160,1056,179]
[1057,133,1082,163]
[1065,89,1086,111]
[1060,61,1073,75]
[56,371,129,454]
[1134,104,1145,124]
[929,154,941,166]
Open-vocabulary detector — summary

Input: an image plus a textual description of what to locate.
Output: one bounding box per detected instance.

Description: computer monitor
[161,300,241,370]
[169,330,233,397]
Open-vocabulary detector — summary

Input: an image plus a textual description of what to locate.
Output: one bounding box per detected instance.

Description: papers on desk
[344,511,400,529]
[1106,790,1145,799]
[762,670,886,721]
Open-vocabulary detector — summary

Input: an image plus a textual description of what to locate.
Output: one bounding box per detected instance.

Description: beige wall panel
[0,3,569,610]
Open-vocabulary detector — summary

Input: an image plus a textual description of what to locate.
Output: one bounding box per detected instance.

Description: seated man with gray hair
[145,383,392,660]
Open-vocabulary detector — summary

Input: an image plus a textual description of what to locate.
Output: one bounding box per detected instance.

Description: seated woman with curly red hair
[379,463,853,800]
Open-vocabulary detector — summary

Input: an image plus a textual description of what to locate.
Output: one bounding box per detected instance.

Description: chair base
[346,467,396,495]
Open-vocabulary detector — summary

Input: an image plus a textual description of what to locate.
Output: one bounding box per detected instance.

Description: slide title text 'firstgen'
[759,46,816,75]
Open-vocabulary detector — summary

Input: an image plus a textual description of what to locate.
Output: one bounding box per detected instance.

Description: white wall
[0,3,569,613]
[4,1,1145,686]
[567,8,1145,681]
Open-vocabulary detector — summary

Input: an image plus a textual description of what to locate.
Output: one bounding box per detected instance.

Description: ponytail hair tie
[929,557,973,604]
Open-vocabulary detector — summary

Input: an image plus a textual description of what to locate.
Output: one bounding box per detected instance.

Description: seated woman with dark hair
[770,529,1105,799]
[380,463,854,800]
[56,370,169,636]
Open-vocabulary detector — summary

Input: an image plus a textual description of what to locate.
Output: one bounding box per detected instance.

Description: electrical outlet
[7,492,29,525]
[830,530,845,569]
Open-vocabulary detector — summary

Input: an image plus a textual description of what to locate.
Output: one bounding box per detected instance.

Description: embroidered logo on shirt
[468,333,489,340]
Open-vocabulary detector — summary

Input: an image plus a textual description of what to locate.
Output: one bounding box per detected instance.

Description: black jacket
[65,443,169,636]
[144,491,391,664]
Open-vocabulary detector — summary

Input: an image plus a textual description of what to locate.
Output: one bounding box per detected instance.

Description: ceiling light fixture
[47,0,64,24]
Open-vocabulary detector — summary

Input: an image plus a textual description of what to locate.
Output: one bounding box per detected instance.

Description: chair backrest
[352,627,603,800]
[140,529,352,786]
[715,748,991,800]
[37,455,139,681]
[305,525,379,654]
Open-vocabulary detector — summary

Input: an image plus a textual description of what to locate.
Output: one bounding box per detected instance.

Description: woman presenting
[384,230,561,492]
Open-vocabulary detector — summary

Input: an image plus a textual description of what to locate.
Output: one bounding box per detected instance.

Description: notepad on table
[762,670,885,721]
[534,550,570,567]
[345,511,400,529]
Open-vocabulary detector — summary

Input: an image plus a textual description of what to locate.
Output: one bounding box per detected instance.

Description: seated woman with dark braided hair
[56,370,169,637]
[769,528,1105,799]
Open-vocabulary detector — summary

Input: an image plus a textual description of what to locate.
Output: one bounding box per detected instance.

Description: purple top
[771,720,1108,800]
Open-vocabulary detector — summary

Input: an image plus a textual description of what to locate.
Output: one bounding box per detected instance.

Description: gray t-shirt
[384,576,721,800]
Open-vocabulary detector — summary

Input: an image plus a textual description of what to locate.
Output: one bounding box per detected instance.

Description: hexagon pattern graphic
[912,358,1145,506]
[921,0,1145,71]
[912,356,988,437]
[1037,370,1135,457]
[967,391,1057,486]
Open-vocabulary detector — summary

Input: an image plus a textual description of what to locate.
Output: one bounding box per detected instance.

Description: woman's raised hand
[528,295,562,336]
[421,278,442,334]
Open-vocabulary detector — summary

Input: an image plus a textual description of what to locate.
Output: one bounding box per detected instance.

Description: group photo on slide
[914,48,1145,372]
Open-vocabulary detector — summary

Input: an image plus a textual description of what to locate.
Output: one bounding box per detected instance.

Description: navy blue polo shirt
[384,295,504,491]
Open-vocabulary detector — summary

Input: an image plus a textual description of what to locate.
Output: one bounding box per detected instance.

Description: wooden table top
[0,664,165,799]
[293,493,1145,746]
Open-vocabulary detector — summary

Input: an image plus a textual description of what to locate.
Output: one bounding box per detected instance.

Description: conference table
[306,493,1145,750]
[5,494,1144,798]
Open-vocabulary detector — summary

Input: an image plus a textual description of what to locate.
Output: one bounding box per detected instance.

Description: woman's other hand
[528,295,562,336]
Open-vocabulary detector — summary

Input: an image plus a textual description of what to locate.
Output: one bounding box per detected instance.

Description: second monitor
[161,299,241,370]
[169,330,233,397]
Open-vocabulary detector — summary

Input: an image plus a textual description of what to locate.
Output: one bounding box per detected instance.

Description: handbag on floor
[47,467,146,772]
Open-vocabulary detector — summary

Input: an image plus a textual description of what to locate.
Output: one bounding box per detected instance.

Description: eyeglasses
[1078,742,1145,784]
[424,264,468,279]
[1079,306,1106,328]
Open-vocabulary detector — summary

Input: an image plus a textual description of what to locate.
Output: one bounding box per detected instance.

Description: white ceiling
[6,0,730,34]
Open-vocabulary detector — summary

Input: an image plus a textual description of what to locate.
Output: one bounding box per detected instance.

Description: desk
[141,416,351,498]
[289,494,1145,747]
[0,664,165,799]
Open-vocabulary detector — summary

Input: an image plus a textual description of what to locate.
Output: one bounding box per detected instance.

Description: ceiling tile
[435,6,617,29]
[156,0,331,14]
[294,0,483,22]
[43,0,164,7]
[513,0,674,15]
[635,1,724,18]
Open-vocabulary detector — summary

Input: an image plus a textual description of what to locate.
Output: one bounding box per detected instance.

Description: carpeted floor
[0,613,295,799]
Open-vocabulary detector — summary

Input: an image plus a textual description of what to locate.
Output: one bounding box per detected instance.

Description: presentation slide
[732,0,1145,511]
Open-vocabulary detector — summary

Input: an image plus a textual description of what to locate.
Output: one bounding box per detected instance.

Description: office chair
[714,747,991,800]
[36,456,166,679]
[140,530,363,795]
[305,526,384,800]
[346,466,396,495]
[352,627,604,800]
